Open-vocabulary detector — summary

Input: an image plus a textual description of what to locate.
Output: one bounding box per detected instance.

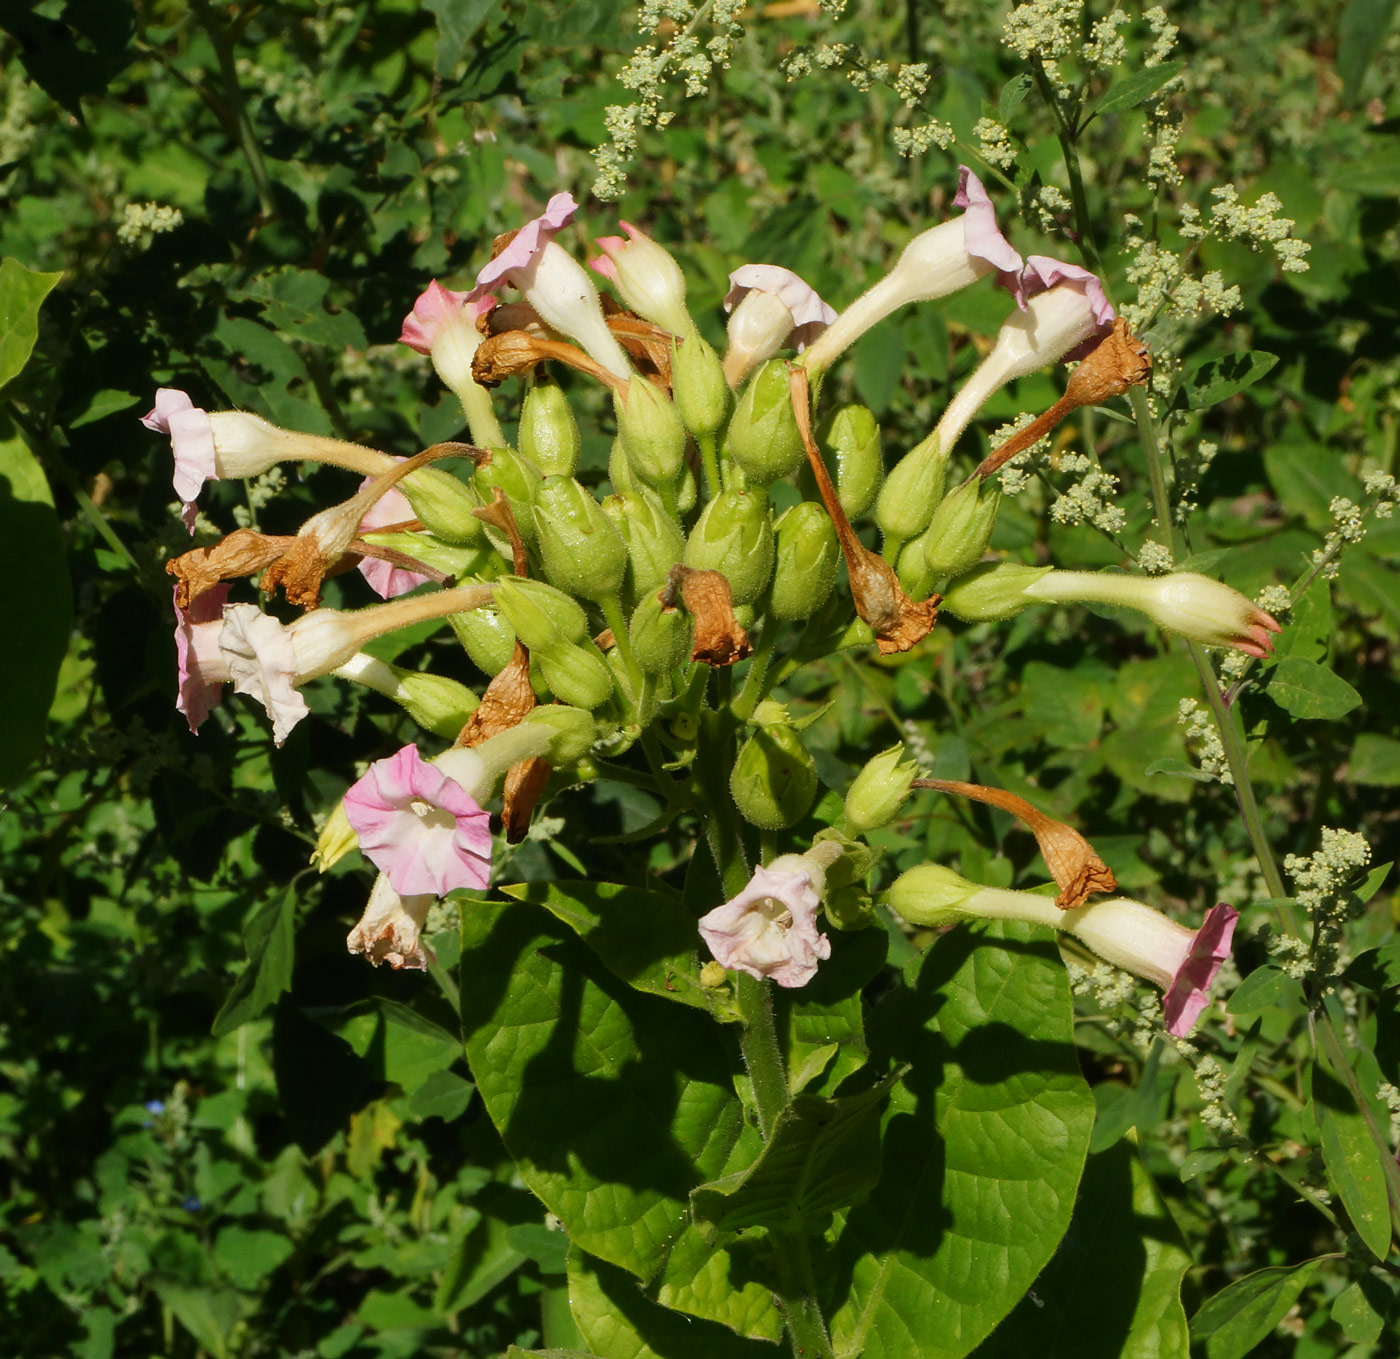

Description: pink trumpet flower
[721,265,837,386]
[174,582,232,731]
[698,857,832,989]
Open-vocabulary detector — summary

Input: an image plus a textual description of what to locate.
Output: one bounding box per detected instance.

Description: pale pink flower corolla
[952,165,1027,280]
[219,603,312,746]
[698,859,832,989]
[467,192,633,380]
[353,457,428,600]
[174,582,232,732]
[342,743,492,898]
[590,222,691,335]
[142,388,217,532]
[1161,904,1238,1037]
[347,873,435,971]
[721,265,837,386]
[399,280,494,353]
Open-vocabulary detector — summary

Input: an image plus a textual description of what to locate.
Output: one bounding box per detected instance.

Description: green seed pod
[522,704,596,766]
[883,863,980,927]
[536,639,615,710]
[335,653,480,741]
[845,743,920,835]
[923,479,1001,582]
[820,403,884,519]
[725,357,804,485]
[676,463,697,515]
[608,437,636,495]
[472,447,542,543]
[630,591,693,674]
[896,528,936,600]
[614,377,686,496]
[519,382,580,477]
[940,561,1053,622]
[448,604,517,676]
[605,487,686,603]
[671,326,729,439]
[683,487,774,606]
[398,467,487,546]
[534,475,629,602]
[729,722,819,830]
[493,576,591,652]
[770,501,840,620]
[874,431,948,549]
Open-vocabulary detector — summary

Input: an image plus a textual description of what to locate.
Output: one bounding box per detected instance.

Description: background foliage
[2,1,1399,1356]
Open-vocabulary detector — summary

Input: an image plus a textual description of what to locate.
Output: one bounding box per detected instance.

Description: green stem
[426,949,460,1012]
[1130,385,1181,560]
[732,617,782,722]
[599,593,644,700]
[772,1229,834,1359]
[1033,60,1100,272]
[697,431,722,500]
[734,972,787,1142]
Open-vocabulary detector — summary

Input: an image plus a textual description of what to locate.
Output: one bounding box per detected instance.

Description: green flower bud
[398,467,486,546]
[522,704,596,765]
[630,591,693,674]
[615,378,686,495]
[820,404,884,518]
[923,479,1001,581]
[608,437,636,494]
[874,431,948,548]
[534,475,629,602]
[448,604,517,676]
[895,530,936,600]
[472,447,542,543]
[536,638,615,710]
[845,743,920,835]
[605,487,686,603]
[334,653,478,740]
[770,502,840,620]
[940,561,1053,622]
[683,487,774,606]
[730,720,818,830]
[312,801,357,872]
[676,464,697,515]
[493,576,591,652]
[883,863,980,927]
[725,357,804,485]
[518,383,580,477]
[671,327,729,439]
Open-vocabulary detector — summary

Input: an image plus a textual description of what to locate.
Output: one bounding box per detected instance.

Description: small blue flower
[182,1196,202,1213]
[145,1100,165,1115]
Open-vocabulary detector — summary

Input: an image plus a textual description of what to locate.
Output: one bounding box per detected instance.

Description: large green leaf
[459,897,748,1282]
[969,1137,1191,1358]
[211,887,298,1036]
[1266,657,1362,721]
[313,997,461,1095]
[1190,1258,1328,1359]
[499,880,709,1008]
[829,920,1094,1359]
[1312,1058,1393,1260]
[568,1249,777,1359]
[0,256,61,391]
[1182,350,1277,409]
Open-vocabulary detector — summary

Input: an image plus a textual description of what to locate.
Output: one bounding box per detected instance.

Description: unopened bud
[355,529,490,583]
[536,639,615,710]
[494,576,591,652]
[398,467,487,546]
[607,438,636,495]
[534,475,629,602]
[518,383,580,477]
[449,604,518,675]
[845,743,920,834]
[820,404,883,518]
[700,959,730,989]
[473,448,542,543]
[605,487,686,603]
[333,653,479,740]
[522,704,597,766]
[875,431,947,548]
[771,502,840,620]
[923,478,1000,581]
[615,378,686,496]
[671,327,729,438]
[940,561,1053,622]
[725,358,804,485]
[730,719,819,829]
[683,487,774,605]
[312,802,358,873]
[677,463,697,515]
[630,591,693,674]
[883,863,981,926]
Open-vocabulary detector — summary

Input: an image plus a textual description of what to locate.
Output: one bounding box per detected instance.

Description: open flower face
[174,582,231,732]
[142,388,217,532]
[698,862,832,988]
[347,873,435,970]
[343,743,493,897]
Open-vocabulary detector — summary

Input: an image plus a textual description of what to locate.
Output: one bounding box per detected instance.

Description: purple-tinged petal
[343,744,492,897]
[142,387,217,532]
[1022,254,1116,327]
[174,582,231,732]
[470,191,579,298]
[724,264,837,336]
[399,281,494,354]
[953,166,1024,275]
[1163,903,1238,1037]
[353,459,429,599]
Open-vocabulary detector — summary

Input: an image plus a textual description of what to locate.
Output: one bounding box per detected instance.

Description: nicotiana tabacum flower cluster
[143,173,1267,1028]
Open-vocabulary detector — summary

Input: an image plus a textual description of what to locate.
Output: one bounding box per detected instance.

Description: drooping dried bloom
[343,743,493,897]
[347,873,435,971]
[913,778,1116,909]
[173,582,231,732]
[460,641,537,744]
[698,858,832,989]
[667,565,752,666]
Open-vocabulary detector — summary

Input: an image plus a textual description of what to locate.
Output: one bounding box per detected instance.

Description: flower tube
[885,864,1238,1036]
[469,192,633,380]
[399,281,504,447]
[721,265,837,386]
[798,167,1023,376]
[174,583,232,732]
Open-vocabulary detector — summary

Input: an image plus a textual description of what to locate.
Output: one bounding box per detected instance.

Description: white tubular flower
[799,166,1023,376]
[398,282,503,447]
[591,222,692,335]
[722,264,837,386]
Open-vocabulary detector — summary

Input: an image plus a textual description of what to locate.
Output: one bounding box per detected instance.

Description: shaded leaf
[1094,61,1184,116]
[212,887,297,1036]
[0,257,63,389]
[1182,350,1278,409]
[1190,1258,1327,1359]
